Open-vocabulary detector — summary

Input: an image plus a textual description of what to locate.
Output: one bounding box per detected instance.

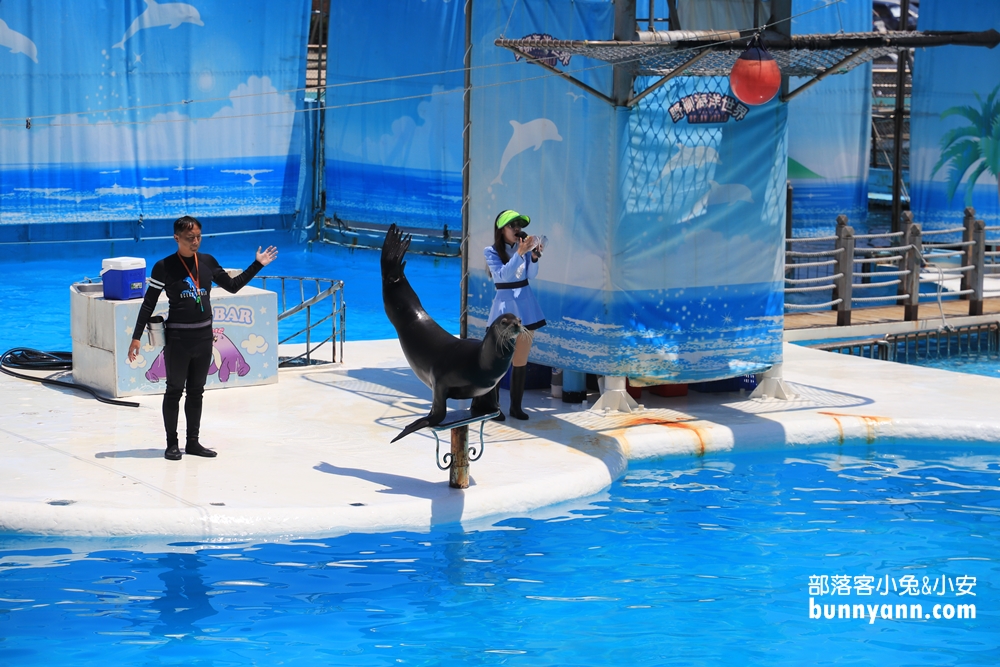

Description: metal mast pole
[891,0,912,233]
[460,0,473,339]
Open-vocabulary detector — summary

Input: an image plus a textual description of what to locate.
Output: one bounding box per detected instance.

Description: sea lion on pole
[381,224,522,443]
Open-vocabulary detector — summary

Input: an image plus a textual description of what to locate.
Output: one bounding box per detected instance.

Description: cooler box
[101,257,146,300]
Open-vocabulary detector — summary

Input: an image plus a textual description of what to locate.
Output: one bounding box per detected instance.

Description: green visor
[496,210,530,229]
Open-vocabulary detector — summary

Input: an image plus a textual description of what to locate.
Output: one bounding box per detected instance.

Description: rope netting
[496,30,1000,78]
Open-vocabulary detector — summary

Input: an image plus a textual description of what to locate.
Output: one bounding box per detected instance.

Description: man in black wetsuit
[128,216,278,460]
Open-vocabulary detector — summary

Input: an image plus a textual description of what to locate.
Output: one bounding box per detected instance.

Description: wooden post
[961,207,976,297]
[904,223,922,321]
[833,215,855,326]
[969,218,986,316]
[449,425,470,489]
[897,210,914,298]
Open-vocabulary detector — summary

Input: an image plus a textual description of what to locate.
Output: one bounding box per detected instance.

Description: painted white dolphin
[221,169,273,186]
[653,143,721,188]
[114,0,204,50]
[705,180,753,206]
[492,118,563,185]
[678,180,753,222]
[0,19,38,63]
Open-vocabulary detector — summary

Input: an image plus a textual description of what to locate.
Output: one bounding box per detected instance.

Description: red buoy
[729,37,782,105]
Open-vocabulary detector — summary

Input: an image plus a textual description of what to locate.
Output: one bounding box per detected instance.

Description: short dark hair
[174,216,202,235]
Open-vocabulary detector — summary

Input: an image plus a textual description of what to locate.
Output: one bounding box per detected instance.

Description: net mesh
[497,32,912,78]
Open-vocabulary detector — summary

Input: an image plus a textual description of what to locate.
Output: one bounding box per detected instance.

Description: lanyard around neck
[178,252,203,311]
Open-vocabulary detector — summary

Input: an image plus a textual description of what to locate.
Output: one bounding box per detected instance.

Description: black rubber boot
[509,365,529,420]
[185,439,217,458]
[164,438,182,461]
[491,384,506,421]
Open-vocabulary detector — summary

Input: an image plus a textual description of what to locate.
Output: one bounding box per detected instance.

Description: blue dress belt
[494,280,529,289]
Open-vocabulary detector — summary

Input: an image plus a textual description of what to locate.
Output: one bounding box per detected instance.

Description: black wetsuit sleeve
[208,254,264,294]
[131,260,166,341]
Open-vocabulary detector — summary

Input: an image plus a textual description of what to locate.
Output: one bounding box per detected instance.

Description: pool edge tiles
[2,340,1000,538]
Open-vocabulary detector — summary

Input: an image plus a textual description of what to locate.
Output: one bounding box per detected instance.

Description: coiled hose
[0,348,139,408]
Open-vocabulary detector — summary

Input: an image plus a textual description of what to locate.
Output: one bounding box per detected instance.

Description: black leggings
[162,330,214,444]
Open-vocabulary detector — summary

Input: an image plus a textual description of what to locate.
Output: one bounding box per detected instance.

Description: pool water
[1,443,996,665]
[0,235,461,353]
[915,354,1000,379]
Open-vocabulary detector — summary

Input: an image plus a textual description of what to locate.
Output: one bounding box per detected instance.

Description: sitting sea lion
[382,224,523,442]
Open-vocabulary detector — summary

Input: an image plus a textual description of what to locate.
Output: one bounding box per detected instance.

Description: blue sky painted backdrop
[787,0,871,234]
[324,0,465,231]
[0,0,310,223]
[911,0,1000,228]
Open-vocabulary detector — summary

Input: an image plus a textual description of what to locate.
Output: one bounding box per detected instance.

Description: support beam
[891,0,913,234]
[612,0,637,106]
[508,47,615,106]
[780,47,870,103]
[627,49,712,107]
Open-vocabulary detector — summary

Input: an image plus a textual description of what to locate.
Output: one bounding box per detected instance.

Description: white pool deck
[3,338,1000,540]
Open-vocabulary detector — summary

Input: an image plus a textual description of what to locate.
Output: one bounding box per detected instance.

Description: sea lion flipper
[381,223,412,284]
[390,416,432,443]
[471,386,501,415]
[391,387,448,442]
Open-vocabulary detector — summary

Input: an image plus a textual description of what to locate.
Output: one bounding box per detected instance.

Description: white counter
[70,282,279,397]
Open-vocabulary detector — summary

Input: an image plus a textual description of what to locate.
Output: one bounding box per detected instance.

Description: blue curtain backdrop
[323,0,465,233]
[0,0,310,225]
[787,0,871,234]
[468,0,785,384]
[910,0,1000,229]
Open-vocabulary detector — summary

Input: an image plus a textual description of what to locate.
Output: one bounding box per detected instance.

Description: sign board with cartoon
[71,283,278,398]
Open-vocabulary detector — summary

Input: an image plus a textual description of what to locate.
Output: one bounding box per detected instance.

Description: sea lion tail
[381,223,412,284]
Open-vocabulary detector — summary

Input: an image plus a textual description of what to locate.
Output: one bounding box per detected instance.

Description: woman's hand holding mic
[515,230,546,259]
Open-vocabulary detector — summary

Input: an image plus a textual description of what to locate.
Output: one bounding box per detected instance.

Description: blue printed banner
[323,0,465,232]
[467,1,785,383]
[910,0,1000,229]
[786,0,872,234]
[0,0,310,224]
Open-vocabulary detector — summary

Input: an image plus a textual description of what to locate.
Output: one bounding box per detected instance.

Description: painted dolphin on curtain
[0,18,38,63]
[114,0,205,50]
[492,118,563,185]
[652,143,722,188]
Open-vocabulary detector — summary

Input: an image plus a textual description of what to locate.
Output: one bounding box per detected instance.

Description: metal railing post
[833,215,855,326]
[904,223,922,321]
[961,206,976,297]
[970,218,986,316]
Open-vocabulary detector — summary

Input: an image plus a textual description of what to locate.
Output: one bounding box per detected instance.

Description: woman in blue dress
[484,209,546,420]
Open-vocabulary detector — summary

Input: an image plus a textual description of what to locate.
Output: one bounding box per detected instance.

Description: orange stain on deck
[617,417,706,456]
[818,412,892,445]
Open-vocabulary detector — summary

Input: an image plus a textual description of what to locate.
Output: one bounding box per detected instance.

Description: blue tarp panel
[0,1,310,225]
[787,0,871,234]
[468,0,785,384]
[323,0,465,232]
[910,0,1000,229]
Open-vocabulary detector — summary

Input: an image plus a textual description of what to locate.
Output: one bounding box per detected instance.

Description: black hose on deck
[1,348,140,408]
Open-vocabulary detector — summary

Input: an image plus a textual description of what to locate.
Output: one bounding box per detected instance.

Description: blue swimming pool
[0,235,460,353]
[0,442,995,665]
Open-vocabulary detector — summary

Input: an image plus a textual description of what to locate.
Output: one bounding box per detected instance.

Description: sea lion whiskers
[495,322,522,354]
